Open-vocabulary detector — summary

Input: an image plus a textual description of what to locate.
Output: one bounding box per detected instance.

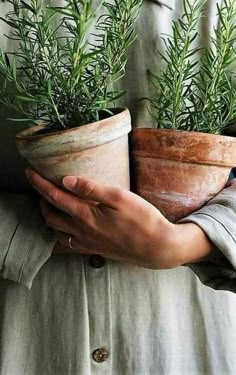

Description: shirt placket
[84,254,113,375]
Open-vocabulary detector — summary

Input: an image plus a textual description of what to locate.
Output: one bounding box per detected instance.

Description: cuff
[0,194,56,289]
[180,204,236,293]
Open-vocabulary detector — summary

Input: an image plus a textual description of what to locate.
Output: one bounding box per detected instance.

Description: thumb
[62,176,124,208]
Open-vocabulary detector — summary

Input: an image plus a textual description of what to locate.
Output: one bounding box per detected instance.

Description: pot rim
[131,127,236,168]
[15,107,129,140]
[132,127,236,141]
[15,107,131,159]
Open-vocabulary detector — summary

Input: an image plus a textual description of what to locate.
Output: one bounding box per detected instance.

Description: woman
[0,1,236,374]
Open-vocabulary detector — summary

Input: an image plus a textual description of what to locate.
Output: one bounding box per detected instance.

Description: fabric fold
[0,192,56,289]
[180,185,236,293]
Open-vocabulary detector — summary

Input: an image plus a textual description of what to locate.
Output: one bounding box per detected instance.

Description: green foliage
[0,0,142,129]
[148,0,203,130]
[148,0,236,134]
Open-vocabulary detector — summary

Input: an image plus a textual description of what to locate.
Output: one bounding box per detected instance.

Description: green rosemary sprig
[149,0,236,134]
[148,0,204,130]
[0,0,142,129]
[190,0,236,134]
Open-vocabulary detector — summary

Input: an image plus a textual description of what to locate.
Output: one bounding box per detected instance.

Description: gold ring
[68,236,74,249]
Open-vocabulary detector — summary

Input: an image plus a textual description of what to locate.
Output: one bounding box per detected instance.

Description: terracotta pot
[15,108,131,190]
[130,128,236,223]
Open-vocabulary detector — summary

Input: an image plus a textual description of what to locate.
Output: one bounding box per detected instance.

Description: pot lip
[15,107,129,140]
[131,127,236,168]
[131,127,236,141]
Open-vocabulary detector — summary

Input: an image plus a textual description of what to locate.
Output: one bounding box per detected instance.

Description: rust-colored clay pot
[15,108,131,190]
[130,128,236,222]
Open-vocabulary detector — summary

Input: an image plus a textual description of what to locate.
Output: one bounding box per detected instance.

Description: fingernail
[63,176,78,189]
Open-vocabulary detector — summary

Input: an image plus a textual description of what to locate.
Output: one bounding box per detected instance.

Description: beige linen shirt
[0,1,236,374]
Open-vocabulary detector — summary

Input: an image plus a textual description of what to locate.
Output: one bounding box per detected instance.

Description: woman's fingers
[26,168,185,269]
[40,198,77,235]
[63,175,126,208]
[55,231,96,254]
[54,230,133,263]
[26,168,94,221]
[52,239,90,255]
[55,230,80,249]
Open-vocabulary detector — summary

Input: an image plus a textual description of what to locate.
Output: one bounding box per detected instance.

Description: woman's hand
[26,168,213,269]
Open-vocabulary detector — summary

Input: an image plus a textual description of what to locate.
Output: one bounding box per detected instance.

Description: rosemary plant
[148,0,203,130]
[191,0,236,133]
[149,0,236,134]
[0,0,142,130]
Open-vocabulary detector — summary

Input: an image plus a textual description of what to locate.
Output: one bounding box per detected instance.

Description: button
[92,348,109,363]
[89,255,106,268]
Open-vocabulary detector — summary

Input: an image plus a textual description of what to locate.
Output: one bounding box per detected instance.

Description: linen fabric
[0,1,236,374]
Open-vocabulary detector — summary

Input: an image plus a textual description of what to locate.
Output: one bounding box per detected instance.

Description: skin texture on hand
[26,168,214,269]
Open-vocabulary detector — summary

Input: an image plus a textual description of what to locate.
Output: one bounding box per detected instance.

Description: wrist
[172,223,214,266]
[150,219,181,269]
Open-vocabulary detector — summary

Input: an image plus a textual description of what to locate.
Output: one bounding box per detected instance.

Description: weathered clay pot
[130,128,236,223]
[15,108,131,190]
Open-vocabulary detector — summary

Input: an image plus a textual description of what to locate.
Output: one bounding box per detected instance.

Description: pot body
[130,128,236,222]
[16,108,131,190]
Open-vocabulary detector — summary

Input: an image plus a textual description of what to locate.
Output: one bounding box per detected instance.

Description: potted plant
[131,0,236,222]
[0,0,141,190]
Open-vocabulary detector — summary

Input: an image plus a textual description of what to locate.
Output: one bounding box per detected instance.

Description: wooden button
[89,255,106,268]
[92,348,109,363]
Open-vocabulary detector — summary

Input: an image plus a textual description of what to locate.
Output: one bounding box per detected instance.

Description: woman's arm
[26,169,236,292]
[179,179,236,292]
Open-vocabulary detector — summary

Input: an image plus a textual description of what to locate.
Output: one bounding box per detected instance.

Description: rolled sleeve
[180,185,236,293]
[0,193,56,289]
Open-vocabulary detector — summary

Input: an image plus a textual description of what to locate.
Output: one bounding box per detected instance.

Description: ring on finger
[68,235,76,249]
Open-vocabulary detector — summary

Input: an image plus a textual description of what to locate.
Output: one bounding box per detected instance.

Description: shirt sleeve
[0,192,56,289]
[179,184,236,293]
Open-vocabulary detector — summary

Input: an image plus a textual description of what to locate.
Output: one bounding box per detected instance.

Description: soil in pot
[130,128,236,223]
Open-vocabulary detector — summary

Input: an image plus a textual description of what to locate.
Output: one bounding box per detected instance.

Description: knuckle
[82,181,94,197]
[111,187,125,203]
[76,208,94,228]
[78,209,90,224]
[48,188,60,204]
